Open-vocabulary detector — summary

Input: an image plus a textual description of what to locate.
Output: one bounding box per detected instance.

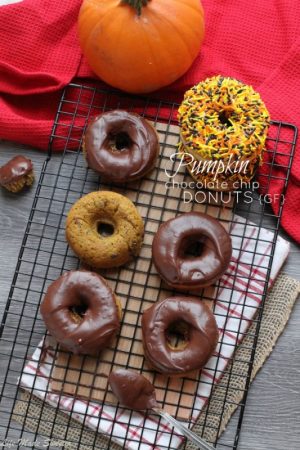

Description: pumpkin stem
[121,0,150,16]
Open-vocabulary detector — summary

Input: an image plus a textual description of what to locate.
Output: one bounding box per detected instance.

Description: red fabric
[0,0,299,242]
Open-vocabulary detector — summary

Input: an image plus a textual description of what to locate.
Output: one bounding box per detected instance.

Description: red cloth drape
[0,0,299,242]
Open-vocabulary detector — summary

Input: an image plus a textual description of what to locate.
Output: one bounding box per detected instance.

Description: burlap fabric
[12,273,300,450]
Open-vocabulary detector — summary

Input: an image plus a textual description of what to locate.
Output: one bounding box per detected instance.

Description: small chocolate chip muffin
[0,155,34,193]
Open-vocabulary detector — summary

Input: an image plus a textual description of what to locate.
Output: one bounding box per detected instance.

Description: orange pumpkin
[78,0,205,94]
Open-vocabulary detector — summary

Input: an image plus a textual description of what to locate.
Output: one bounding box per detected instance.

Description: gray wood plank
[0,142,299,450]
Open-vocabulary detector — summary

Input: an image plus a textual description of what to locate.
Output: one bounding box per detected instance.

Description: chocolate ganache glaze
[142,296,219,375]
[84,110,159,183]
[109,369,157,410]
[40,270,120,355]
[0,155,33,186]
[152,212,232,290]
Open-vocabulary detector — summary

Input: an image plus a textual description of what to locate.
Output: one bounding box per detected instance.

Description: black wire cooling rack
[0,82,297,450]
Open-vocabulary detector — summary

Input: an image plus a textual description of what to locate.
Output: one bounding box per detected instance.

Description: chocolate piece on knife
[108,369,157,410]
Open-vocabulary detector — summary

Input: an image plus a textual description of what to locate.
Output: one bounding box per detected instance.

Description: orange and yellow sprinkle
[178,75,270,189]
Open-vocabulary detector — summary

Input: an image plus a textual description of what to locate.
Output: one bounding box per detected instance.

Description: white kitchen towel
[19,215,290,450]
[0,0,23,6]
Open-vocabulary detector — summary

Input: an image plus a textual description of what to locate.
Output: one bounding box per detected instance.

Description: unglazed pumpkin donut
[83,110,160,183]
[40,270,122,355]
[178,75,270,191]
[142,296,219,376]
[152,212,232,290]
[66,191,144,269]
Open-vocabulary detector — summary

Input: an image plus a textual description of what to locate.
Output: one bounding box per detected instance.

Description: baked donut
[152,212,232,290]
[40,270,121,355]
[66,191,144,269]
[142,296,219,376]
[83,110,160,183]
[178,76,270,191]
[0,155,34,193]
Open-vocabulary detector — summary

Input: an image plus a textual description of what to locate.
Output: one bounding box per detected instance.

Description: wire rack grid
[0,82,297,450]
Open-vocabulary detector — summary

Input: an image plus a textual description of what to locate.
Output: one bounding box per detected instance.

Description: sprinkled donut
[178,75,270,191]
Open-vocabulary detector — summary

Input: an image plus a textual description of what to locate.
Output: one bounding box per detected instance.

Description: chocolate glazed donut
[152,212,232,290]
[83,110,160,183]
[40,271,121,355]
[142,296,219,376]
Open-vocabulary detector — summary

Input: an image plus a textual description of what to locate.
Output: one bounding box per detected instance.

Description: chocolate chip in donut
[142,296,219,376]
[40,270,121,355]
[83,110,160,183]
[152,211,232,290]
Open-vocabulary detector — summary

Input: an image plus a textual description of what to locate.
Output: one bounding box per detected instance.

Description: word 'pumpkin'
[78,0,205,94]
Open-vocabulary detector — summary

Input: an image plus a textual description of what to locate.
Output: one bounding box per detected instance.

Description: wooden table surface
[0,142,299,450]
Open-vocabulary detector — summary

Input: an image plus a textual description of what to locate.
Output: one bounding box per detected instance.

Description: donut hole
[97,222,115,237]
[109,132,132,151]
[165,321,190,350]
[180,237,206,259]
[218,109,233,127]
[69,301,88,323]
